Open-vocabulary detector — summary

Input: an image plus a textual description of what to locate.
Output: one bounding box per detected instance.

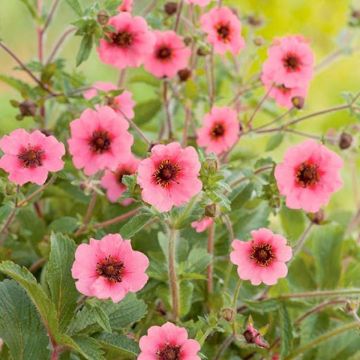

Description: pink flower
[137,142,202,212]
[197,106,240,155]
[262,35,314,88]
[138,322,201,360]
[200,7,245,55]
[243,323,269,348]
[261,70,308,109]
[68,106,133,176]
[0,129,65,186]
[98,12,155,70]
[191,217,214,233]
[185,0,211,6]
[118,0,132,12]
[71,234,149,303]
[84,82,135,119]
[101,155,140,204]
[275,140,343,212]
[144,31,191,78]
[230,228,292,286]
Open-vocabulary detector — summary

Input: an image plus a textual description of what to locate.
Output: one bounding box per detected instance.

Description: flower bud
[253,36,264,46]
[204,158,218,173]
[338,132,353,150]
[178,68,192,82]
[183,36,192,46]
[205,203,217,218]
[291,96,305,109]
[19,100,37,117]
[243,324,269,348]
[221,308,234,322]
[197,46,210,56]
[308,209,325,225]
[164,2,178,16]
[97,10,109,25]
[351,9,360,20]
[248,15,263,27]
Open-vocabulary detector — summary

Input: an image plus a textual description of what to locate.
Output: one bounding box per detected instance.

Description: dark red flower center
[157,344,181,360]
[156,46,172,60]
[250,243,274,267]
[89,130,111,154]
[210,122,225,139]
[96,255,124,283]
[111,31,133,47]
[217,24,230,41]
[153,160,180,188]
[283,53,301,71]
[18,147,44,168]
[296,162,319,188]
[116,169,131,185]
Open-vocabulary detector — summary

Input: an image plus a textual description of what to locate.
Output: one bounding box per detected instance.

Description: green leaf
[244,298,280,313]
[119,213,152,238]
[65,0,83,16]
[279,303,293,357]
[279,206,306,243]
[76,35,93,67]
[133,99,162,125]
[96,333,139,356]
[49,217,79,233]
[180,281,194,317]
[72,335,105,360]
[68,293,147,335]
[0,261,89,359]
[0,203,12,224]
[312,223,344,289]
[91,305,112,333]
[130,74,160,87]
[265,133,284,151]
[0,75,33,95]
[230,183,254,210]
[0,280,50,360]
[45,233,78,331]
[185,248,212,274]
[19,0,38,19]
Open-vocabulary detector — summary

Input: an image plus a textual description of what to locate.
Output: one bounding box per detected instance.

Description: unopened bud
[19,100,37,117]
[291,96,305,109]
[197,46,210,57]
[221,308,234,322]
[338,132,353,150]
[205,204,217,218]
[183,36,192,46]
[253,36,264,46]
[243,324,269,348]
[164,2,178,16]
[308,209,325,225]
[248,15,263,27]
[97,10,109,25]
[351,9,360,20]
[178,68,192,82]
[204,158,218,173]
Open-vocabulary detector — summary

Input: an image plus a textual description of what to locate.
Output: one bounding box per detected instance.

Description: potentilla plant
[0,0,360,359]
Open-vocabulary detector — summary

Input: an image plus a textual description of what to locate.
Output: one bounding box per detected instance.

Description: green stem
[232,279,242,334]
[207,222,215,294]
[285,321,360,360]
[277,288,360,300]
[168,227,180,321]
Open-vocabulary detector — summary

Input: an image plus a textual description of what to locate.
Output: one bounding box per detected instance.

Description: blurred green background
[0,0,359,215]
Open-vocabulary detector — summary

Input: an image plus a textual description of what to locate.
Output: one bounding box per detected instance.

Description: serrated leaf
[49,217,79,233]
[180,281,194,317]
[92,306,112,333]
[265,133,284,151]
[76,35,93,67]
[0,280,50,360]
[96,333,139,356]
[185,248,212,274]
[119,213,152,238]
[0,75,33,95]
[279,303,293,357]
[45,233,78,331]
[133,99,161,125]
[65,0,83,16]
[72,335,105,360]
[230,183,254,210]
[279,206,306,243]
[244,298,280,313]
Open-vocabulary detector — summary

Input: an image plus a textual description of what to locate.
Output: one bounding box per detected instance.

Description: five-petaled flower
[200,6,245,55]
[138,322,201,360]
[98,12,155,70]
[0,129,65,186]
[230,228,292,286]
[144,31,191,78]
[137,142,202,212]
[71,233,149,303]
[101,154,140,205]
[68,106,133,176]
[197,106,240,155]
[84,81,135,119]
[275,140,343,212]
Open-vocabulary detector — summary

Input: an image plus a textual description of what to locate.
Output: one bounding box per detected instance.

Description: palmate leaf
[0,280,50,360]
[45,233,78,331]
[0,261,96,360]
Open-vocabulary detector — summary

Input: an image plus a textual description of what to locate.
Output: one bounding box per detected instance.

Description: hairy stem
[207,222,215,294]
[47,27,76,64]
[292,222,314,258]
[277,288,360,300]
[168,227,180,321]
[163,81,173,139]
